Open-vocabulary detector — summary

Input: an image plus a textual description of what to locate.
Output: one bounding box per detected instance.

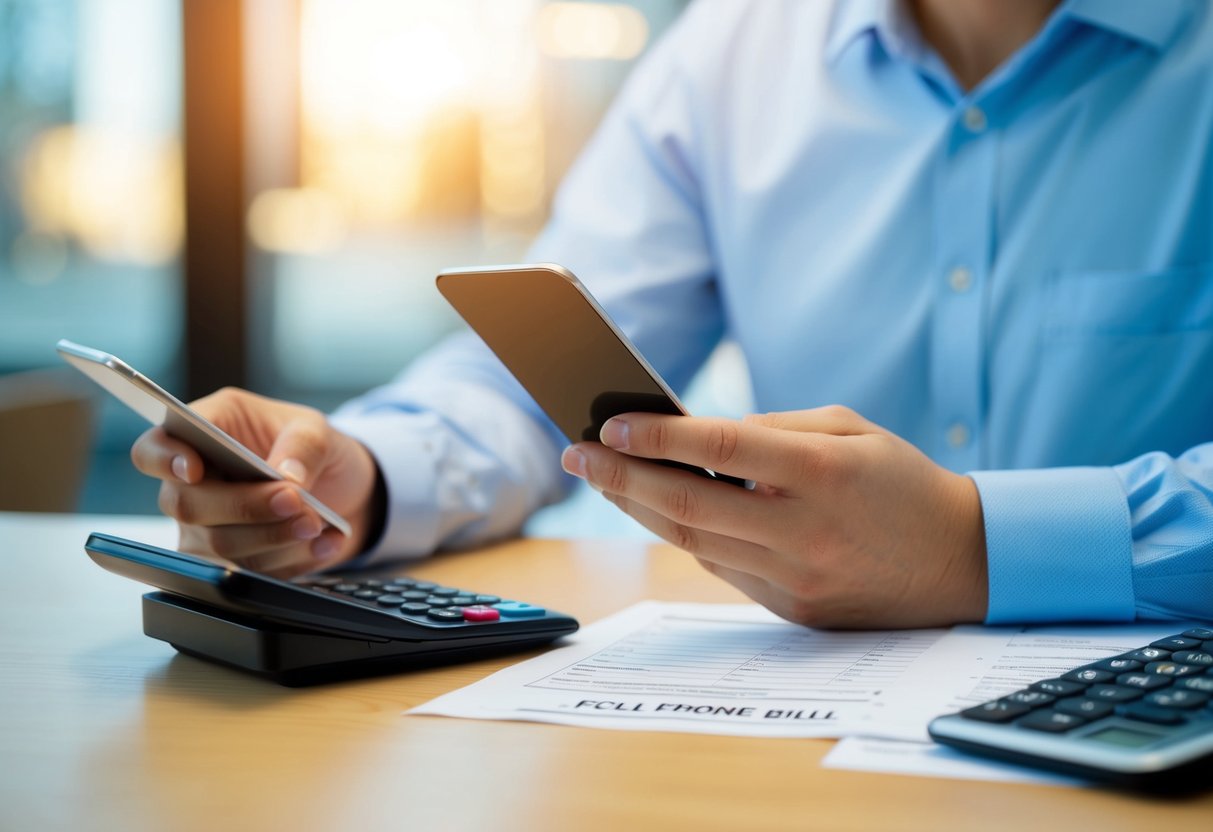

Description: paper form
[821,736,1082,787]
[862,622,1182,742]
[821,623,1182,784]
[412,604,1197,785]
[411,601,948,737]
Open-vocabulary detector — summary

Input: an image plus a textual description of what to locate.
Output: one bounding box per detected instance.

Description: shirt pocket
[1043,263,1213,337]
[1027,263,1213,465]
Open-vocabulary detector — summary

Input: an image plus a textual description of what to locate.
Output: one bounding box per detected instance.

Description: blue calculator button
[494,601,545,618]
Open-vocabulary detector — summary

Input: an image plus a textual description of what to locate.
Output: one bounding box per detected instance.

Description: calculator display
[1084,726,1162,749]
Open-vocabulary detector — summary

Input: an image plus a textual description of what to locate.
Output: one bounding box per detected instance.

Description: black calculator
[928,628,1213,790]
[85,532,579,685]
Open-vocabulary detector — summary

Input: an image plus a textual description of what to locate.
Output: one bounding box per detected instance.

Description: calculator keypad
[959,630,1213,736]
[295,576,544,625]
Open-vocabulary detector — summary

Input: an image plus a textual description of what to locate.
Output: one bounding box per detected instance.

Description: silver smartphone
[436,263,745,487]
[56,340,352,536]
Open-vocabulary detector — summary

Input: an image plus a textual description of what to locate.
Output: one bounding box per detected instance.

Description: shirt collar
[1061,0,1193,51]
[825,0,913,65]
[825,0,1194,66]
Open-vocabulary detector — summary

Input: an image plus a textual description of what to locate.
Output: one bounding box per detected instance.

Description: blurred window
[0,0,737,525]
[0,0,182,511]
[247,0,688,405]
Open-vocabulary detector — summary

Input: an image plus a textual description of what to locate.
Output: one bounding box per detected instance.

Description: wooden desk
[0,513,1208,830]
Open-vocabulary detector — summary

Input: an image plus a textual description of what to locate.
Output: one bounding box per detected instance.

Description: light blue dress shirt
[332,0,1213,625]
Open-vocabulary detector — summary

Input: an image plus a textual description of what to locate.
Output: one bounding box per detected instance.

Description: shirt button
[962,106,987,133]
[948,266,973,293]
[947,423,971,449]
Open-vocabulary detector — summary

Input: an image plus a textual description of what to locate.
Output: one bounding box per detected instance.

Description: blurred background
[0,0,749,534]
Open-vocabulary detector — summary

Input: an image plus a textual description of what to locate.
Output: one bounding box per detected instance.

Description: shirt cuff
[970,467,1135,624]
[330,411,441,567]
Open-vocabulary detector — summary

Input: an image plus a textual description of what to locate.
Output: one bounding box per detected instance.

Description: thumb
[266,416,331,490]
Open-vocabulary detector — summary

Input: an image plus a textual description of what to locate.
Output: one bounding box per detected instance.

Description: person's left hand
[560,406,989,629]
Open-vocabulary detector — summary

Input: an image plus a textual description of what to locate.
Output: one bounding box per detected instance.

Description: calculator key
[449,595,476,606]
[361,579,386,588]
[426,608,464,621]
[1094,657,1143,673]
[1086,684,1143,702]
[494,601,546,618]
[1124,647,1171,662]
[1151,636,1202,651]
[1116,702,1186,726]
[425,597,454,607]
[1181,628,1213,641]
[1003,690,1055,708]
[1144,689,1209,709]
[1172,651,1213,666]
[398,602,431,614]
[960,700,1031,723]
[353,589,380,599]
[310,577,344,587]
[430,587,460,597]
[1062,668,1114,684]
[1055,697,1114,719]
[1017,709,1087,733]
[374,594,406,606]
[474,595,501,605]
[1178,677,1213,693]
[462,605,502,623]
[396,590,429,601]
[387,579,417,590]
[1116,672,1172,690]
[1030,679,1086,697]
[1144,661,1203,677]
[332,583,361,594]
[411,581,437,591]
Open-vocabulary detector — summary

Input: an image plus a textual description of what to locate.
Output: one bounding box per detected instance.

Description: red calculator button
[462,605,501,622]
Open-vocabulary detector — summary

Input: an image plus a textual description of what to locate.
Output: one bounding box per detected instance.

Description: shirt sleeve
[330,332,571,564]
[328,11,723,566]
[972,442,1213,624]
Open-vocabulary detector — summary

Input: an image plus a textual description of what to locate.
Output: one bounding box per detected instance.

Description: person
[133,0,1213,629]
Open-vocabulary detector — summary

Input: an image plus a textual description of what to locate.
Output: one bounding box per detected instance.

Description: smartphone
[56,340,352,536]
[436,263,746,487]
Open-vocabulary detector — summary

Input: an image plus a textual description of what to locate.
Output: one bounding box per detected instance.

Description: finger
[606,488,839,626]
[571,443,790,549]
[692,559,814,626]
[223,543,315,577]
[185,387,279,456]
[158,478,311,527]
[593,414,829,494]
[266,412,331,489]
[743,404,881,436]
[595,500,795,618]
[131,426,205,484]
[180,514,324,562]
[308,528,345,566]
[258,555,325,580]
[601,491,776,574]
[245,529,348,577]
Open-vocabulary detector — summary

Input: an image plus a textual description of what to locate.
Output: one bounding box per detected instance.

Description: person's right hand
[131,388,381,577]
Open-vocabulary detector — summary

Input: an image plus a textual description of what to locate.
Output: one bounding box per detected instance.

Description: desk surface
[1,512,1209,830]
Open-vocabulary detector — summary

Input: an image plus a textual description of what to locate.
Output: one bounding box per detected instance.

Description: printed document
[862,622,1180,742]
[412,602,1189,784]
[821,736,1083,787]
[822,622,1179,784]
[411,601,948,737]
